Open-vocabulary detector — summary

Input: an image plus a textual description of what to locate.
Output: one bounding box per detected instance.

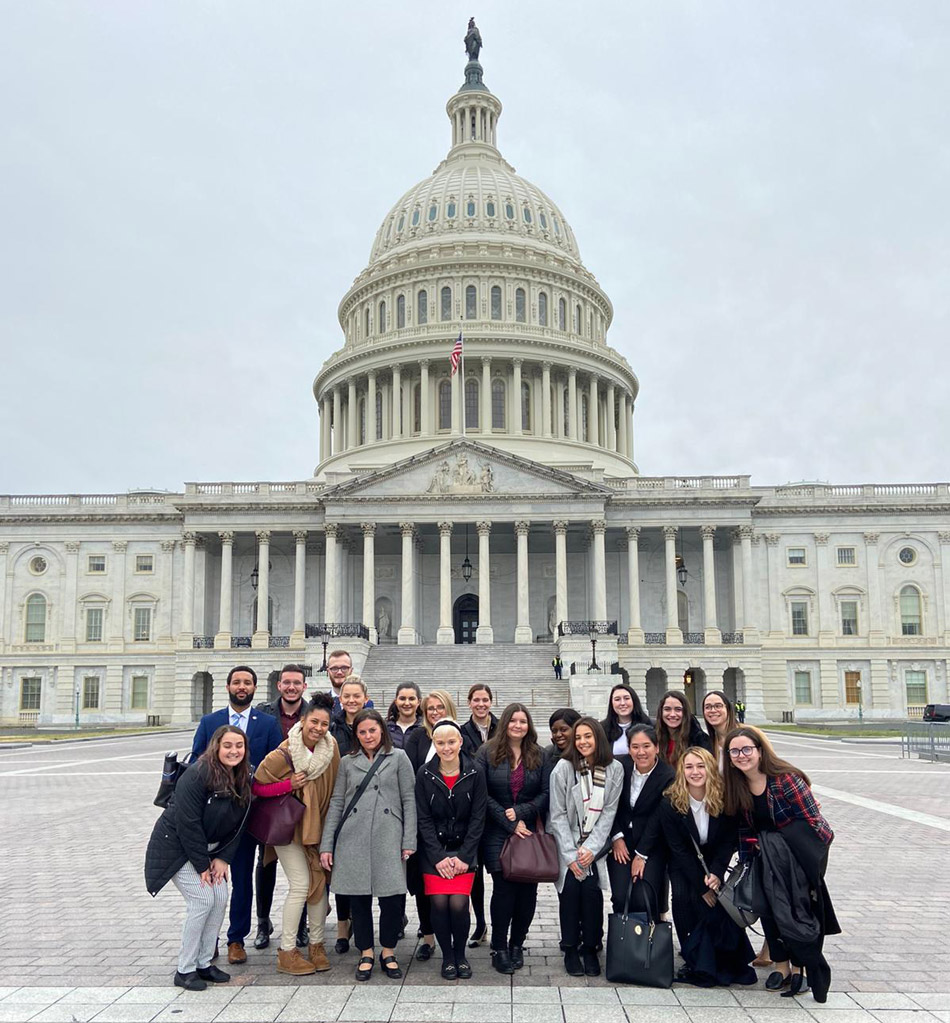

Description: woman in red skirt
[414,719,488,979]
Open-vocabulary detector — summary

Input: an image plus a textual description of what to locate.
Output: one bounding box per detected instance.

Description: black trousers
[489,872,537,949]
[255,848,277,920]
[558,872,603,951]
[350,893,406,951]
[470,863,486,929]
[607,841,669,916]
[668,867,707,949]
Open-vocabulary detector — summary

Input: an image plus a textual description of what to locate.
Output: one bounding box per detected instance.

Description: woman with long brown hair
[477,702,551,975]
[655,690,712,767]
[722,727,838,1003]
[701,690,739,766]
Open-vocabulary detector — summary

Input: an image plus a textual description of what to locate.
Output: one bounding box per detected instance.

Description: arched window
[417,290,428,324]
[25,593,46,643]
[378,300,386,333]
[396,294,406,328]
[515,288,526,323]
[358,398,366,445]
[363,307,370,338]
[465,378,479,429]
[574,304,582,334]
[900,585,922,635]
[491,379,506,429]
[465,284,477,319]
[412,383,421,434]
[490,285,502,320]
[438,379,452,430]
[375,390,383,440]
[521,381,531,431]
[563,389,570,435]
[558,297,566,330]
[441,286,452,321]
[538,291,548,326]
[581,394,589,441]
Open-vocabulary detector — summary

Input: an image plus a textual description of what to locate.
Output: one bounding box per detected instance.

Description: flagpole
[460,321,466,438]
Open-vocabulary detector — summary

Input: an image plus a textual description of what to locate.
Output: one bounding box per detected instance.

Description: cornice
[753,503,950,517]
[0,512,183,525]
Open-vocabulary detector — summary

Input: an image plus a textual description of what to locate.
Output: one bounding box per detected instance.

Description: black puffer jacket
[460,713,498,755]
[415,752,487,875]
[477,750,552,873]
[144,761,248,896]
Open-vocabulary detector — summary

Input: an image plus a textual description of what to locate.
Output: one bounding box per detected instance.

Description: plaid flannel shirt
[740,772,833,857]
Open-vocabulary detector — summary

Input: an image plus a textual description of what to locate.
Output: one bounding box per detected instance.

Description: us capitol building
[2,32,948,728]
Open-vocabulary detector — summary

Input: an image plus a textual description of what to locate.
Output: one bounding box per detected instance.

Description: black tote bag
[605,878,674,988]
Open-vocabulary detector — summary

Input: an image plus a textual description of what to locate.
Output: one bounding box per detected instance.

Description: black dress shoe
[491,949,515,975]
[197,965,231,984]
[456,958,473,979]
[441,960,458,980]
[765,970,791,990]
[354,955,374,981]
[296,925,310,949]
[379,953,402,979]
[676,965,694,982]
[415,941,434,961]
[508,944,524,970]
[335,938,350,954]
[781,972,808,998]
[563,949,584,977]
[582,949,601,977]
[174,971,207,991]
[468,923,487,948]
[253,918,273,950]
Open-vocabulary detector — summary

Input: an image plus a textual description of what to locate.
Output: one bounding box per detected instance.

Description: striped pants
[172,861,229,973]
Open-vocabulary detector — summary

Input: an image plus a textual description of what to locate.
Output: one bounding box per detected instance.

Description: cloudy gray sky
[2,1,947,494]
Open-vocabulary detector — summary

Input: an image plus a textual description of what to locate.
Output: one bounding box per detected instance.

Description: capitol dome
[313,47,639,481]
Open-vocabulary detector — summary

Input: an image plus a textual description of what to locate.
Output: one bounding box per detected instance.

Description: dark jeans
[489,872,537,950]
[226,831,257,944]
[558,871,604,951]
[350,893,406,951]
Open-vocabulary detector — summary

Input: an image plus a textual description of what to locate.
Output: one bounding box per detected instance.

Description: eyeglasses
[704,702,726,710]
[728,746,758,759]
[328,666,352,674]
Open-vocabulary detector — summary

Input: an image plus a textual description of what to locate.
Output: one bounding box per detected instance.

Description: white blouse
[689,795,710,844]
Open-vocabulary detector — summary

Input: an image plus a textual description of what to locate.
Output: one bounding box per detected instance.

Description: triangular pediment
[322,441,611,501]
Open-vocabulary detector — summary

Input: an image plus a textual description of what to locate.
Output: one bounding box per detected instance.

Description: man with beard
[191,665,282,964]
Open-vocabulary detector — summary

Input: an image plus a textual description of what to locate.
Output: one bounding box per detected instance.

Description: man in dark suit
[192,664,282,964]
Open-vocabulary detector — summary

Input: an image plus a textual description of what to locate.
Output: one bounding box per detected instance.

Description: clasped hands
[505,807,532,839]
[199,858,229,886]
[568,845,593,881]
[435,856,470,878]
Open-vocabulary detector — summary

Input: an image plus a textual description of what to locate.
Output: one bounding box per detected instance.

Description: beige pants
[274,842,327,952]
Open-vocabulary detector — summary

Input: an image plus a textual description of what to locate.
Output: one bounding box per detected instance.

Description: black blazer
[640,796,737,887]
[610,755,675,850]
[415,752,487,875]
[460,713,498,755]
[404,726,433,774]
[477,750,552,873]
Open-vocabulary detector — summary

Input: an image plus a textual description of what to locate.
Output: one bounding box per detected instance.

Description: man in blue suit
[192,664,282,964]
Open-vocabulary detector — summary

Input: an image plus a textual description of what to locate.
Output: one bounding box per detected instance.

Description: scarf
[577,759,608,844]
[287,721,335,781]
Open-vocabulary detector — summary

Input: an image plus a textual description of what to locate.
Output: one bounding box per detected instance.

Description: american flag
[450,331,463,375]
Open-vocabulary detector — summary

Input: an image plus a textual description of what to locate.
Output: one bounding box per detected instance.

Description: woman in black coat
[145,725,251,991]
[415,720,487,979]
[477,702,552,975]
[607,723,675,917]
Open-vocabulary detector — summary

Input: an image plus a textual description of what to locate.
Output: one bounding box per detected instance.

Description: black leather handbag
[720,855,762,929]
[605,879,674,988]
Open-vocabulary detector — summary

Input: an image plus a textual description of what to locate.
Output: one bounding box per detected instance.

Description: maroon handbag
[247,750,305,846]
[499,818,559,884]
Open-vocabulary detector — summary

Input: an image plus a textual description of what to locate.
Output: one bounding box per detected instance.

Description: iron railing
[901,722,950,762]
[558,621,618,636]
[231,636,252,648]
[269,636,290,648]
[193,636,214,649]
[305,623,370,640]
[722,632,744,645]
[644,633,667,645]
[684,632,705,645]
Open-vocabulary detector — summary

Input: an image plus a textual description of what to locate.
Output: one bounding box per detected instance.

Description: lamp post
[319,636,329,674]
[589,627,600,673]
[857,679,864,725]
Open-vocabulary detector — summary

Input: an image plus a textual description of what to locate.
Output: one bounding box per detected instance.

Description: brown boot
[277,948,317,976]
[309,942,331,972]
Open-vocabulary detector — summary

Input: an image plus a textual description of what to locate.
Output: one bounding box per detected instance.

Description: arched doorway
[453,594,479,644]
[645,667,668,713]
[191,671,214,720]
[722,668,743,704]
[683,667,706,713]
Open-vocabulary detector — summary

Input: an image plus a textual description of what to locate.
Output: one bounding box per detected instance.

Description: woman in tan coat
[253,692,340,975]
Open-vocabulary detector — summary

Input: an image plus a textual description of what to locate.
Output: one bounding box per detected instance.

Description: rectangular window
[790,601,808,636]
[135,555,153,573]
[133,607,152,642]
[794,671,812,705]
[836,546,856,566]
[844,670,862,705]
[840,601,858,636]
[25,598,46,642]
[905,669,928,708]
[786,547,806,566]
[85,607,104,642]
[88,555,106,573]
[20,677,42,711]
[82,676,100,710]
[131,675,149,710]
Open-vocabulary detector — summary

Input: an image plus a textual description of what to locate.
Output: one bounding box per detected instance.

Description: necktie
[231,712,241,730]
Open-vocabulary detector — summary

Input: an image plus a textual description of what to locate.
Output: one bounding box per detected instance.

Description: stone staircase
[360,643,570,727]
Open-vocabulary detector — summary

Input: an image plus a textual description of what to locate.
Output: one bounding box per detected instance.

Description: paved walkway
[2,729,949,1019]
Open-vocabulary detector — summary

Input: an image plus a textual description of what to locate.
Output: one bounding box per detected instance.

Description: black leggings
[430,893,470,963]
[489,872,538,950]
[470,864,486,929]
[350,893,405,952]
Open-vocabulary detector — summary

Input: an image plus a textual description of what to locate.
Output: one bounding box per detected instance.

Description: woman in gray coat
[321,709,416,982]
[548,717,623,978]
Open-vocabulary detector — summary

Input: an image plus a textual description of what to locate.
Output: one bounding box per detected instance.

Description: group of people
[145,658,836,1003]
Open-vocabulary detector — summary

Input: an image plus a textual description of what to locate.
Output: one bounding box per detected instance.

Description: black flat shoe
[491,949,515,975]
[441,960,458,980]
[253,918,273,950]
[563,949,584,977]
[468,923,487,948]
[456,958,472,979]
[415,941,434,961]
[582,949,601,977]
[174,971,206,991]
[509,944,524,970]
[380,953,402,979]
[196,965,230,984]
[355,955,375,981]
[335,938,350,955]
[781,973,808,998]
[765,970,791,990]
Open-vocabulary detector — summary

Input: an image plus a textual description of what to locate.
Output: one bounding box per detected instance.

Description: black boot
[253,918,273,950]
[491,948,515,975]
[582,947,601,976]
[296,923,310,948]
[508,943,524,970]
[563,948,584,977]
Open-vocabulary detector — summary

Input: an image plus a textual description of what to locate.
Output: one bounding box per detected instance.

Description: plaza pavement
[1,727,948,1022]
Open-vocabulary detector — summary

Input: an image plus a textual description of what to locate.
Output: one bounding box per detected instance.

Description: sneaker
[174,971,207,991]
[196,965,230,984]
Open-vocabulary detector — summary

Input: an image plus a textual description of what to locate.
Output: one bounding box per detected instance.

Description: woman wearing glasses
[722,727,838,1003]
[701,691,739,768]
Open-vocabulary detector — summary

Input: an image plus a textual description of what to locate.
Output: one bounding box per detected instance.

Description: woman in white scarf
[548,716,622,978]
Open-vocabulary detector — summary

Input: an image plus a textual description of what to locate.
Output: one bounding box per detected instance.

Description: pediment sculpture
[427,453,495,494]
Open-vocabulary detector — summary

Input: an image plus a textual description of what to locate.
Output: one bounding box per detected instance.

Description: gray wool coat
[320,747,417,897]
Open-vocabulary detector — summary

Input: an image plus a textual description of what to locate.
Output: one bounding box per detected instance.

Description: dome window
[505,202,515,220]
[490,285,502,320]
[466,200,476,217]
[539,211,548,230]
[378,301,386,332]
[428,204,438,222]
[491,379,506,429]
[438,379,452,430]
[411,208,420,227]
[553,215,560,236]
[417,290,428,325]
[447,202,457,219]
[465,285,477,319]
[397,214,405,232]
[538,291,548,326]
[441,286,453,322]
[486,201,496,218]
[515,287,526,323]
[522,206,533,224]
[397,294,406,329]
[465,378,479,429]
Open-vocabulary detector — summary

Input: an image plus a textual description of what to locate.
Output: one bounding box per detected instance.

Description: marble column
[367,371,377,445]
[554,520,568,633]
[864,532,884,644]
[347,378,357,449]
[319,397,330,463]
[738,525,757,640]
[214,531,234,648]
[541,362,552,438]
[361,523,376,643]
[701,525,721,644]
[179,532,196,643]
[664,526,683,644]
[511,359,523,435]
[110,540,128,648]
[568,368,578,441]
[617,393,628,458]
[420,360,430,436]
[392,365,402,439]
[251,530,271,649]
[398,522,416,644]
[292,530,307,647]
[764,534,784,639]
[437,521,454,644]
[626,526,643,643]
[0,542,8,648]
[588,375,599,445]
[591,520,607,621]
[332,386,343,455]
[515,521,532,643]
[324,524,340,624]
[626,399,634,460]
[481,357,492,434]
[62,541,79,650]
[475,521,493,644]
[606,383,617,451]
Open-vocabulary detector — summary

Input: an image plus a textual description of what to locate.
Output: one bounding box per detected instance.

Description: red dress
[423,773,476,896]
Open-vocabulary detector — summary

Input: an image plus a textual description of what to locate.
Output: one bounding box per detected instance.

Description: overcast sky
[2,1,948,494]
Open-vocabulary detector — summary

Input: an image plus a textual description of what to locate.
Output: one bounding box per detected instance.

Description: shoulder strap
[689,832,711,874]
[333,754,385,849]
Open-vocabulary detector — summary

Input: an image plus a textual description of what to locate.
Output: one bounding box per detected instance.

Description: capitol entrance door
[454,594,479,644]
